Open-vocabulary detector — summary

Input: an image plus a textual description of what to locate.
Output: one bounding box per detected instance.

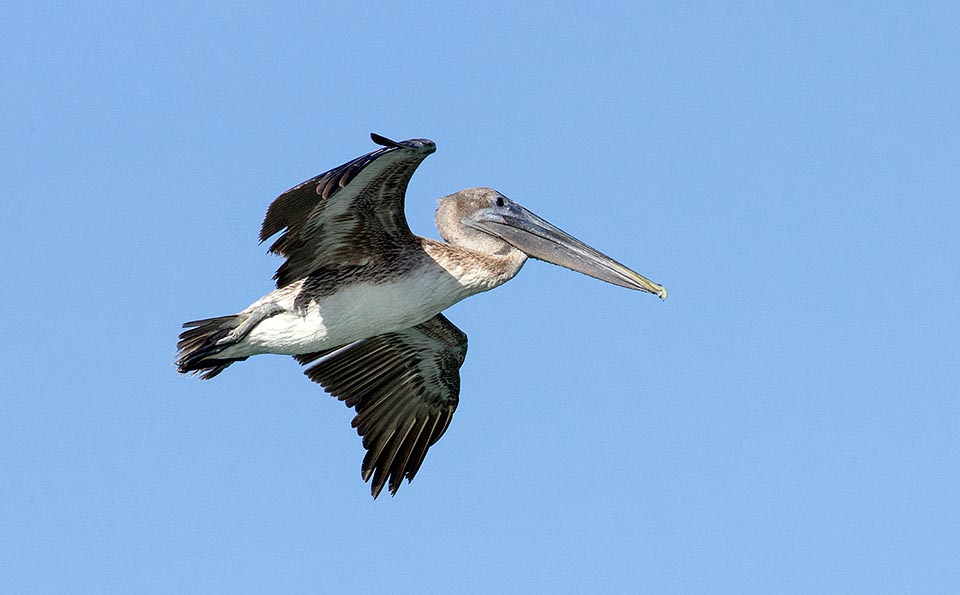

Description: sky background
[2,2,958,593]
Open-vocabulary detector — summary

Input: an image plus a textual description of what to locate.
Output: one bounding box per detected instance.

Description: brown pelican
[177,133,666,498]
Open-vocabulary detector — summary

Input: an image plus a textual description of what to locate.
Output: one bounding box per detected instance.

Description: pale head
[435,187,667,298]
[436,188,524,257]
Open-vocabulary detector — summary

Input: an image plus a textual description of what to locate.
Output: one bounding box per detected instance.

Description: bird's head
[436,187,666,298]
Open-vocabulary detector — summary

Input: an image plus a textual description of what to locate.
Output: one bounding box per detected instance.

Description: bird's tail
[176,314,249,379]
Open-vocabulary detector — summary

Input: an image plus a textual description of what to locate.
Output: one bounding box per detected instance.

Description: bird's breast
[243,265,476,356]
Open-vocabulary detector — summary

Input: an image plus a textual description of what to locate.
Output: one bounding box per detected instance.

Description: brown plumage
[296,314,465,498]
[177,133,666,498]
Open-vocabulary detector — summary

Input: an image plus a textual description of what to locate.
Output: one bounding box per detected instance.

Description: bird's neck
[420,237,528,295]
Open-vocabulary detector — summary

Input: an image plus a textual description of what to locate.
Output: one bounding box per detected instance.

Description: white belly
[234,272,472,356]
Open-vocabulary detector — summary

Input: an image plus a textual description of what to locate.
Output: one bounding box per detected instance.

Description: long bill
[464,202,667,299]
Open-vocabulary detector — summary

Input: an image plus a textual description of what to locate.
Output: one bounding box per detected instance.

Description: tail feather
[176,315,248,379]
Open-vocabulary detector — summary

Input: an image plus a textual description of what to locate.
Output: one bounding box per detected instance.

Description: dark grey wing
[296,314,468,498]
[260,133,436,288]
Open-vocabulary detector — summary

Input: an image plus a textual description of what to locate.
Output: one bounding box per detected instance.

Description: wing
[296,314,468,498]
[260,133,437,288]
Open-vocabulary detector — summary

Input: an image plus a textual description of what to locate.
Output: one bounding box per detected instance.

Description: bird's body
[177,133,665,497]
[217,237,524,359]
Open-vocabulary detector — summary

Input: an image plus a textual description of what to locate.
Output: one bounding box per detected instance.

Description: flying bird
[176,133,666,498]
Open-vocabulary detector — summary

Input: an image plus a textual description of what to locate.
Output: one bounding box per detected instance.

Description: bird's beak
[464,201,667,299]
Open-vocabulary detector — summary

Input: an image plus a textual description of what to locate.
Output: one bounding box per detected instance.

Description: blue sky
[2,2,958,593]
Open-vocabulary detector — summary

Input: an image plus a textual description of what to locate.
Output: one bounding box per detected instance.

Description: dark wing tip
[370,132,436,154]
[370,132,403,148]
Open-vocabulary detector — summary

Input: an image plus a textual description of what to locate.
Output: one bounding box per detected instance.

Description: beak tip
[633,276,666,300]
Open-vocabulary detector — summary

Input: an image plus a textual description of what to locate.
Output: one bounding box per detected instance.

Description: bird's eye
[495,196,505,207]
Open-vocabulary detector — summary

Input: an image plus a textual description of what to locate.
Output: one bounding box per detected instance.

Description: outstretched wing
[260,133,436,288]
[296,314,468,498]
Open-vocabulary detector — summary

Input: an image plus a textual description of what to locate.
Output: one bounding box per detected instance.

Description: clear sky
[2,2,958,593]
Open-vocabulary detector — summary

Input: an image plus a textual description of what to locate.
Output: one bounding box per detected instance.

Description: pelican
[177,133,666,498]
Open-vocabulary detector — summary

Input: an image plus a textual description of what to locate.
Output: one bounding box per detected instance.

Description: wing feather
[260,133,436,288]
[301,314,468,498]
